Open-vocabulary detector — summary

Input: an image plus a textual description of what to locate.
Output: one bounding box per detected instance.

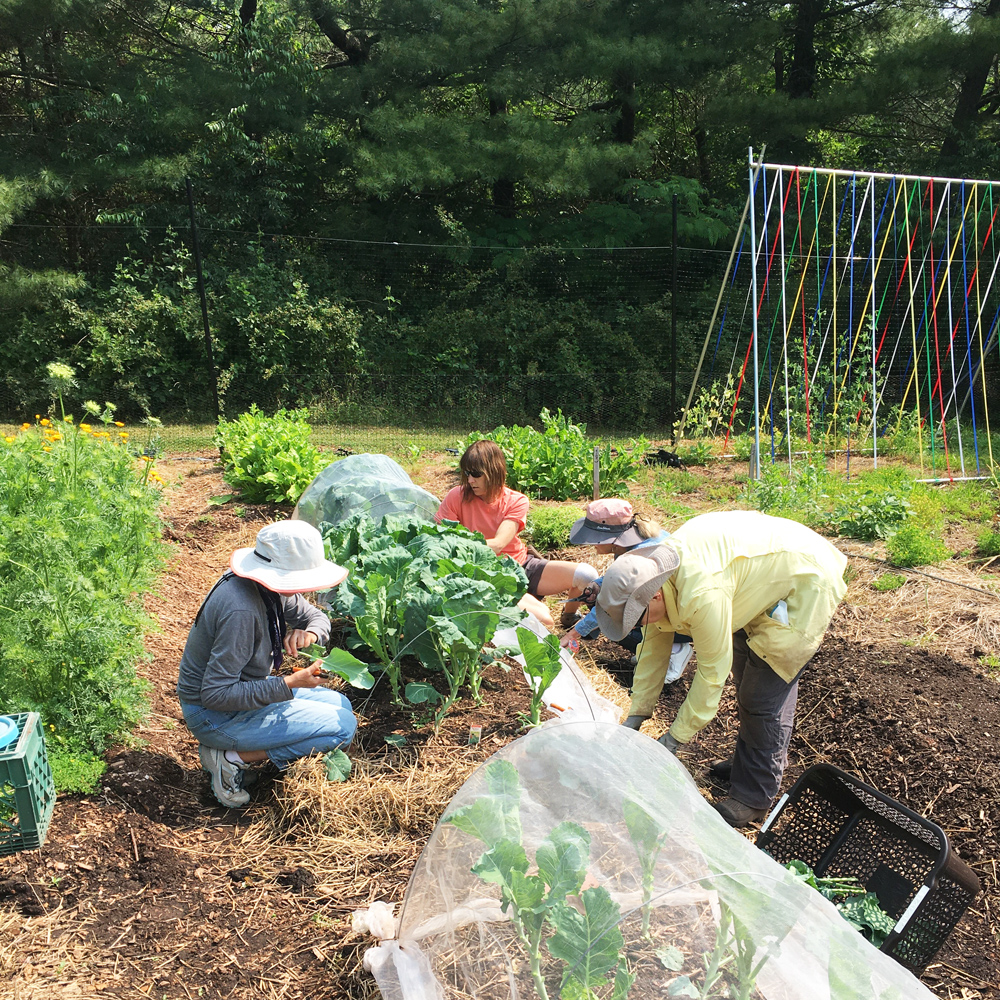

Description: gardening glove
[621,715,649,731]
[658,731,680,755]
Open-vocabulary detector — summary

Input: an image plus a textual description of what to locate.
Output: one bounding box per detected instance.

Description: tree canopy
[1,0,999,423]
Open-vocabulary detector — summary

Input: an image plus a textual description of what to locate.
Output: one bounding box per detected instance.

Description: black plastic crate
[757,763,980,975]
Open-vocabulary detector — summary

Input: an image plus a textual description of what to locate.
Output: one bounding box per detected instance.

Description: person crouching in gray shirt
[177,520,356,808]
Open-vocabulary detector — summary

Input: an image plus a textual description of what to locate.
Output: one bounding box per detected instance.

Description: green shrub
[526,506,581,552]
[0,375,163,752]
[871,572,907,592]
[48,748,107,794]
[214,405,327,504]
[833,491,912,541]
[464,408,647,500]
[676,441,714,466]
[885,523,950,567]
[746,462,835,529]
[977,528,1000,557]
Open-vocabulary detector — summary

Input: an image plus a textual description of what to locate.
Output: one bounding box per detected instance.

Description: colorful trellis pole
[714,154,1000,482]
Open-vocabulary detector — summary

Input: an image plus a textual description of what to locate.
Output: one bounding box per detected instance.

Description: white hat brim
[230,547,348,594]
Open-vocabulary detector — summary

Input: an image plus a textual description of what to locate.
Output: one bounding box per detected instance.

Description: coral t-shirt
[436,485,529,564]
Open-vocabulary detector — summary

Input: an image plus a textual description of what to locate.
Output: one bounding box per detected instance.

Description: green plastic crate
[0,712,56,855]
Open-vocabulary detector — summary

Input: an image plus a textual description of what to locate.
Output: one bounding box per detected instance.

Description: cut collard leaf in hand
[302,644,376,689]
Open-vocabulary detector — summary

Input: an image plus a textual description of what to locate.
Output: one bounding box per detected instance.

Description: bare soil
[1,451,998,1000]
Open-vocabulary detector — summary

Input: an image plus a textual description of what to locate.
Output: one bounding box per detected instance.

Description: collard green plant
[447,760,633,1000]
[324,513,527,722]
[214,405,327,504]
[516,626,563,727]
[463,408,647,500]
[622,795,670,938]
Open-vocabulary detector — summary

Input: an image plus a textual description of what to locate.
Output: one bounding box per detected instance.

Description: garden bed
[0,451,997,1000]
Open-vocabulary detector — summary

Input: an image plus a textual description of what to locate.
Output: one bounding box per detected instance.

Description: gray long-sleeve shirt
[176,573,332,711]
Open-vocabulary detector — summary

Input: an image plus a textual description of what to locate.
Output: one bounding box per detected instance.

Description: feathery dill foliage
[0,369,166,753]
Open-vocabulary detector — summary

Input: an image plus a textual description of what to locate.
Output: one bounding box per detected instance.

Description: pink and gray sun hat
[569,498,646,548]
[230,520,347,594]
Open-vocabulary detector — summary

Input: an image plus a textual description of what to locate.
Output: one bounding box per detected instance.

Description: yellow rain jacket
[630,511,848,743]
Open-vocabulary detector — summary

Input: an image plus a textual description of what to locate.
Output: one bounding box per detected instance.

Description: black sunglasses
[464,468,483,478]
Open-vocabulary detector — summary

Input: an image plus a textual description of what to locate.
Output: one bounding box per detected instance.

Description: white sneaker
[199,745,250,808]
[665,642,693,684]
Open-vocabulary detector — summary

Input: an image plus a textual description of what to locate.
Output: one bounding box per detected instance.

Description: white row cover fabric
[358,723,936,1000]
[293,453,440,529]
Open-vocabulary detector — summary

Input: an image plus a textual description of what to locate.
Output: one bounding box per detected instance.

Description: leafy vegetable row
[322,512,529,728]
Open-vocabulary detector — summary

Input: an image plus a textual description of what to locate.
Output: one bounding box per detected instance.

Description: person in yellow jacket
[595,510,848,828]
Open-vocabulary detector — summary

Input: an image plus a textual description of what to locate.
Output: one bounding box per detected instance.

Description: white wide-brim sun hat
[230,520,348,594]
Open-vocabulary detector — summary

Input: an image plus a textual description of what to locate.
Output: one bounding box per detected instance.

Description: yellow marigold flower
[63,415,73,423]
[80,423,91,431]
[42,446,51,452]
[4,436,14,443]
[141,454,154,462]
[114,421,125,427]
[40,418,51,426]
[119,431,129,439]
[21,423,30,431]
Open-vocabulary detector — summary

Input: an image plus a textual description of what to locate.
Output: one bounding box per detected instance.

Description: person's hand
[283,629,318,657]
[580,582,600,607]
[621,715,649,730]
[560,628,582,650]
[658,731,680,754]
[285,662,324,689]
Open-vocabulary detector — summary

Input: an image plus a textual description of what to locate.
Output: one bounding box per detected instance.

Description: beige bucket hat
[595,543,680,641]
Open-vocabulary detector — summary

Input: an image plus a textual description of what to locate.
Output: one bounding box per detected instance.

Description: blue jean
[181,689,357,770]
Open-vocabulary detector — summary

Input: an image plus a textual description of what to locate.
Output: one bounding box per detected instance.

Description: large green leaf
[536,821,590,904]
[548,887,625,990]
[448,799,509,849]
[471,839,531,907]
[310,646,376,689]
[516,626,562,692]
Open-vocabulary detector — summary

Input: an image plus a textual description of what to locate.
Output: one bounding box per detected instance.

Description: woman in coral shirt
[436,440,597,629]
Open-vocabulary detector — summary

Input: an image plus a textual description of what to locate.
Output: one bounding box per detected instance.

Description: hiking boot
[560,608,581,629]
[713,796,768,829]
[709,759,733,782]
[199,745,250,808]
